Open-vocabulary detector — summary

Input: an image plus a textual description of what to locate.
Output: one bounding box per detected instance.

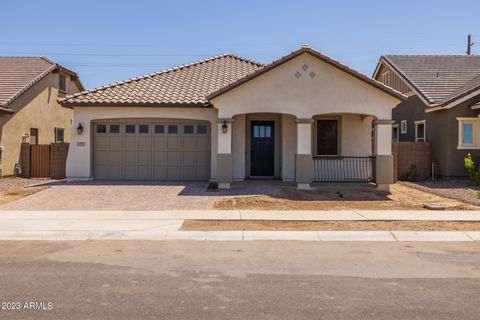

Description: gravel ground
[0,177,56,192]
[399,179,480,206]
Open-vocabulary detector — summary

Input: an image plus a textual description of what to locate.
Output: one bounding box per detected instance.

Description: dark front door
[251,121,274,176]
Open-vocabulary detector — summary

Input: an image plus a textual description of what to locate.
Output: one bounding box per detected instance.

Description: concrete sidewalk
[0,209,479,241]
[1,209,480,221]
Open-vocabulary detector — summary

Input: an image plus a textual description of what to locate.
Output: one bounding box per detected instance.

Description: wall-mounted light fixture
[221,120,228,134]
[77,123,84,135]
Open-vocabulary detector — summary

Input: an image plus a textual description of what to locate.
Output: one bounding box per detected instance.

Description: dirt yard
[181,219,480,231]
[214,183,478,210]
[0,178,50,206]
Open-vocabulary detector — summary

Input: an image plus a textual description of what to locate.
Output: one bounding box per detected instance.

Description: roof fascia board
[438,89,480,110]
[59,102,209,109]
[424,105,443,113]
[372,59,385,79]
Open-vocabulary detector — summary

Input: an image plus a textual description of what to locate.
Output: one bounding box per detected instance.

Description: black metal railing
[313,156,376,182]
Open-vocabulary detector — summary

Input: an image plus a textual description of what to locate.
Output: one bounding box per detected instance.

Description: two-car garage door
[93,120,210,180]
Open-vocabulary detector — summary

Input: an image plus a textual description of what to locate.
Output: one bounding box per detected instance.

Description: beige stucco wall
[211,53,399,120]
[66,106,218,180]
[0,72,79,176]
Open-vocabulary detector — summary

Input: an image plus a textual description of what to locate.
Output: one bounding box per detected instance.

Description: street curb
[0,230,476,241]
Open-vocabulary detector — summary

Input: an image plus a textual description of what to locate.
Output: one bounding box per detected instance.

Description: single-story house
[0,57,83,176]
[373,55,480,177]
[60,46,405,191]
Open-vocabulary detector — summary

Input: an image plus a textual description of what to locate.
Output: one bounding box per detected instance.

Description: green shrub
[405,165,417,182]
[400,165,417,182]
[464,153,480,186]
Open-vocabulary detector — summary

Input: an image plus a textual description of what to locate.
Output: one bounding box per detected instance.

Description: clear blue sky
[1,0,479,89]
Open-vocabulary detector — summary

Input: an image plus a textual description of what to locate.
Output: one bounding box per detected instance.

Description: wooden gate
[20,143,69,179]
[30,145,50,178]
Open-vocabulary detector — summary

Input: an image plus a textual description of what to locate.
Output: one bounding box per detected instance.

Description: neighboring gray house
[373,55,480,177]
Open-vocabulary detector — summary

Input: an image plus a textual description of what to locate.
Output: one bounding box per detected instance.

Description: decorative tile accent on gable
[309,71,316,79]
[302,64,309,71]
[294,71,302,79]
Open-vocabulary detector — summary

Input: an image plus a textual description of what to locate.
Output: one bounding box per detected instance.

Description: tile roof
[382,55,480,105]
[208,46,406,101]
[0,57,57,111]
[0,57,83,113]
[61,54,263,107]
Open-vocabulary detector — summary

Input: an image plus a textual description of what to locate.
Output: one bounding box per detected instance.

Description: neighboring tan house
[0,57,83,176]
[60,46,405,191]
[373,55,480,177]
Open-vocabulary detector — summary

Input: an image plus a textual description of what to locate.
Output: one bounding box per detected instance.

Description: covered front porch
[207,46,402,191]
[216,112,393,191]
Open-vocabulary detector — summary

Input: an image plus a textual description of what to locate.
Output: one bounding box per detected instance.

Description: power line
[0,41,466,58]
[0,41,289,48]
[0,51,280,57]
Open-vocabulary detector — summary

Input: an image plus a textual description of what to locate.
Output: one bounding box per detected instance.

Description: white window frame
[400,120,407,134]
[392,124,399,141]
[59,74,67,92]
[414,120,426,142]
[54,127,65,143]
[457,117,478,149]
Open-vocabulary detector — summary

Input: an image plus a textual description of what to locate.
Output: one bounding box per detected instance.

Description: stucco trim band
[374,119,395,125]
[296,118,314,124]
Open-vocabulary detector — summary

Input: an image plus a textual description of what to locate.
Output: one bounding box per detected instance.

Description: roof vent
[435,72,440,79]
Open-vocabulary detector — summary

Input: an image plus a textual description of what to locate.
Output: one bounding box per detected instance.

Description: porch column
[295,118,314,190]
[217,118,233,189]
[374,120,394,192]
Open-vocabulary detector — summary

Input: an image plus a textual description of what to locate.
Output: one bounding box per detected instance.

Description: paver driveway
[0,180,282,211]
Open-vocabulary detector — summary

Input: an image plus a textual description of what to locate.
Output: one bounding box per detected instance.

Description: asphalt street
[0,240,479,319]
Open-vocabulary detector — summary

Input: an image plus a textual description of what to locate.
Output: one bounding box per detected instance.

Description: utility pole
[467,34,473,55]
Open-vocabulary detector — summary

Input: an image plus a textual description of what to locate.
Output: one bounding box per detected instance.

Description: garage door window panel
[184,125,194,134]
[155,125,165,134]
[168,125,178,134]
[97,125,107,133]
[139,125,149,134]
[197,125,207,134]
[126,125,136,134]
[110,125,120,134]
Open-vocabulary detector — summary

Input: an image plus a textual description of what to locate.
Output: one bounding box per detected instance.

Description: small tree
[464,153,480,186]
